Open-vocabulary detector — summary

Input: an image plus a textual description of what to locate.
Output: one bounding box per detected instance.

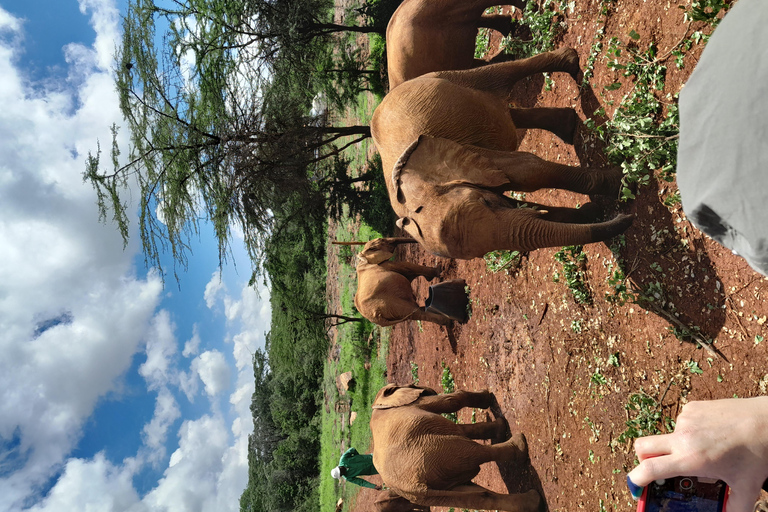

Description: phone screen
[638,477,728,512]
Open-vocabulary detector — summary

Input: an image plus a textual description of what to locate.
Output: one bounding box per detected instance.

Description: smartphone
[637,476,728,512]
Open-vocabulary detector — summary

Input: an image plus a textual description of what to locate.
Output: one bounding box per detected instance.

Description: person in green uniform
[330,447,382,490]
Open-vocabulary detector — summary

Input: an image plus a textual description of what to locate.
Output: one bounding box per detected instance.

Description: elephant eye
[414,206,423,214]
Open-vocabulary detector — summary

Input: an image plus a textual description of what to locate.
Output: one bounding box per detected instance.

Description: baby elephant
[372,48,634,260]
[370,383,542,512]
[352,237,457,326]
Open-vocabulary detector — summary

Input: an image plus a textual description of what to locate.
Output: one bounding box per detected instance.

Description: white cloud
[143,415,229,512]
[194,350,231,398]
[182,325,201,357]
[139,310,178,390]
[0,2,271,511]
[0,1,163,509]
[204,271,225,309]
[141,388,181,466]
[26,453,144,512]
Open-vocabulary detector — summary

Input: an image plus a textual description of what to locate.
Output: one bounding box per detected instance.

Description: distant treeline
[239,193,328,512]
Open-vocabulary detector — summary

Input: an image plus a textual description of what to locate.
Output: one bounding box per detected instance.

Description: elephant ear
[392,135,510,206]
[358,238,396,265]
[372,384,438,409]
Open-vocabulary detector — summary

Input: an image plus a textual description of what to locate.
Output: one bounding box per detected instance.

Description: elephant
[370,48,634,260]
[370,383,542,512]
[351,237,457,326]
[374,489,430,512]
[387,0,527,89]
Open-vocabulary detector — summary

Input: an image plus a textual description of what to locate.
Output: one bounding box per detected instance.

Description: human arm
[627,396,768,512]
[345,475,379,489]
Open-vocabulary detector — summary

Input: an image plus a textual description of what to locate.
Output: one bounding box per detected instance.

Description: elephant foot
[490,416,511,443]
[552,47,581,82]
[590,213,635,242]
[510,20,532,41]
[575,202,603,223]
[523,489,545,512]
[510,432,529,459]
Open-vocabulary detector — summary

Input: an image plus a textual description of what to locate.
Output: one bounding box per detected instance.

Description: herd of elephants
[342,0,641,510]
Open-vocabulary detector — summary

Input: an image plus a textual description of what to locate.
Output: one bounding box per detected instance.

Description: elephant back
[372,407,475,496]
[386,0,481,89]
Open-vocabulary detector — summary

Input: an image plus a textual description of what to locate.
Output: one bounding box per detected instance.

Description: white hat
[331,467,341,479]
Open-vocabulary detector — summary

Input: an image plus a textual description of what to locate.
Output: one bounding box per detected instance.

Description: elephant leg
[381,261,441,282]
[456,417,508,441]
[417,485,541,512]
[478,13,514,35]
[501,198,603,224]
[431,47,581,96]
[410,307,453,326]
[416,390,495,414]
[479,431,529,463]
[469,147,624,197]
[509,107,579,144]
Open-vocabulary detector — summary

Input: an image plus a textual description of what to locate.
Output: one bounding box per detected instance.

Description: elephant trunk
[334,237,416,246]
[385,237,420,246]
[497,209,634,253]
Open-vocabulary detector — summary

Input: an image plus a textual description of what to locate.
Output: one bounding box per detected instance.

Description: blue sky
[0,1,271,511]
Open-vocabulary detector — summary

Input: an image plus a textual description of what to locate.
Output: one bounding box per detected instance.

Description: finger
[627,454,689,488]
[725,484,763,512]
[633,433,677,461]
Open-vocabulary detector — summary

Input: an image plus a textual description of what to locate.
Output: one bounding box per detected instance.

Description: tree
[85,0,370,280]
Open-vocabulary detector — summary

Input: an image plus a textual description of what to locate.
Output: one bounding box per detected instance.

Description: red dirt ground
[347,1,768,511]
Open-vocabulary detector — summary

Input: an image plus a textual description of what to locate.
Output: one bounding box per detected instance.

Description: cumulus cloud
[0,1,162,509]
[26,453,144,512]
[0,1,272,511]
[182,324,201,357]
[204,270,225,309]
[139,310,178,390]
[143,415,229,512]
[141,388,181,466]
[194,350,231,398]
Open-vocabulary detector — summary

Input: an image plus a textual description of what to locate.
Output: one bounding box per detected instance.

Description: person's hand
[627,396,768,512]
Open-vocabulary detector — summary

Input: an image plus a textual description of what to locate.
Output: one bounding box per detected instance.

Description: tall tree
[85,0,369,279]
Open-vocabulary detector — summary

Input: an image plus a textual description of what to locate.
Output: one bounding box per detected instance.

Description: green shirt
[338,447,378,489]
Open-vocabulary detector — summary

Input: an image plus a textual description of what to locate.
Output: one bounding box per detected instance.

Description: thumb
[725,483,762,512]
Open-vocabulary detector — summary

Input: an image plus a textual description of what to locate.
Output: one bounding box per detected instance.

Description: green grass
[484,250,522,273]
[319,325,389,511]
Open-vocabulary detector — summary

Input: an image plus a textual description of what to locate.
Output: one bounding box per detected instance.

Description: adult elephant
[374,489,430,512]
[351,237,457,326]
[371,48,634,260]
[387,0,526,89]
[370,383,542,512]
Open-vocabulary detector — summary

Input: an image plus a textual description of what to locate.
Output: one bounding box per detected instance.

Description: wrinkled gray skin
[354,237,451,327]
[371,48,634,260]
[370,384,542,512]
[374,489,430,512]
[387,0,526,90]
